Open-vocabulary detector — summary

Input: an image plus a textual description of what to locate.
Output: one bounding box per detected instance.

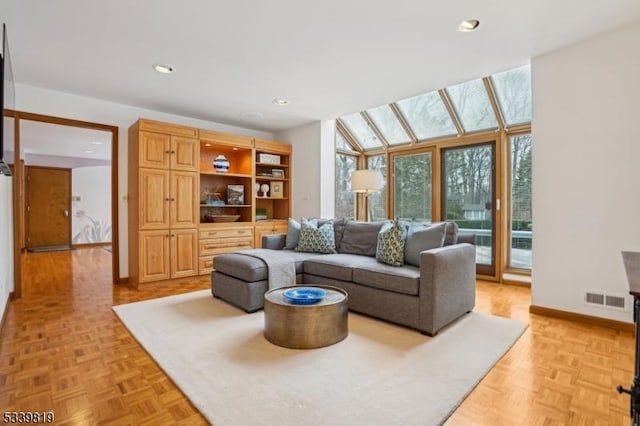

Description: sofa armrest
[456,234,475,245]
[418,243,476,335]
[262,234,286,250]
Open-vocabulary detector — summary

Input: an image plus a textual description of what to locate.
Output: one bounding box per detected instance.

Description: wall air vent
[584,290,628,311]
[585,292,605,305]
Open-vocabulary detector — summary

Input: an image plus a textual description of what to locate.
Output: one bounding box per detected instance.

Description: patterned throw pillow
[376,219,407,266]
[295,218,337,254]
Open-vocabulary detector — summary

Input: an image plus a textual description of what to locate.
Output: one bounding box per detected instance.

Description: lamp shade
[351,169,383,193]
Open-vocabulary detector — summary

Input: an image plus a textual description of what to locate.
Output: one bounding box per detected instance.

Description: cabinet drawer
[199,227,253,240]
[199,236,253,256]
[199,255,217,275]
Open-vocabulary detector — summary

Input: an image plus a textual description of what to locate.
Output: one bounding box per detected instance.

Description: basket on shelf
[204,214,241,223]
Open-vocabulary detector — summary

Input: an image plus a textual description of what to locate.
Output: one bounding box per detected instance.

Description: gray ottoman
[211,251,313,312]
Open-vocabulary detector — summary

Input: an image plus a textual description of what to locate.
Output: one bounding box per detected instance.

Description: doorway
[6,110,119,297]
[441,142,496,277]
[25,166,72,250]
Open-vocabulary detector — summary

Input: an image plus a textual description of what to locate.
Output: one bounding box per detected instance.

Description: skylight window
[396,91,458,141]
[339,113,383,150]
[446,79,498,133]
[491,65,532,126]
[335,129,355,151]
[365,105,410,146]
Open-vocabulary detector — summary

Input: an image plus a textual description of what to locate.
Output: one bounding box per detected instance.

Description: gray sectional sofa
[212,219,476,336]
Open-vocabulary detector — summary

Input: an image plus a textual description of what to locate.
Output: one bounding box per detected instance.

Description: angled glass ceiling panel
[365,105,410,146]
[335,128,355,151]
[396,91,457,141]
[339,113,383,150]
[446,79,498,133]
[491,65,532,126]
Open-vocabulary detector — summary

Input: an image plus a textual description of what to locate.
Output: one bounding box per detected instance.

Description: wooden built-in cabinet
[128,119,199,287]
[254,221,288,248]
[198,224,254,275]
[128,119,293,284]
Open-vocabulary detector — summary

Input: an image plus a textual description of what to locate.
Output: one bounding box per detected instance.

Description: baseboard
[529,304,634,333]
[118,277,129,285]
[502,279,531,288]
[0,291,12,332]
[72,242,111,248]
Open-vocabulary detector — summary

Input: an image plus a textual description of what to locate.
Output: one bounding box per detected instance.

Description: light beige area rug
[113,290,527,426]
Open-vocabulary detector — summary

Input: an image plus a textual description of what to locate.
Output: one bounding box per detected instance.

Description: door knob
[64,210,69,217]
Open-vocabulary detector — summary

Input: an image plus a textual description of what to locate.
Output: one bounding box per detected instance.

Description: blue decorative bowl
[283,287,327,305]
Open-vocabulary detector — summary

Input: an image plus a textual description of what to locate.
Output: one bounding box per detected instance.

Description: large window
[509,134,532,270]
[392,151,433,222]
[334,64,532,280]
[396,91,457,141]
[335,153,356,219]
[367,155,387,221]
[445,79,498,133]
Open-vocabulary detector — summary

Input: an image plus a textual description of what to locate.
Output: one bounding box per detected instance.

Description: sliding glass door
[442,142,496,276]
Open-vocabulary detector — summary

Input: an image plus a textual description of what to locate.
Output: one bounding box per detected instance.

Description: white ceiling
[2,1,640,133]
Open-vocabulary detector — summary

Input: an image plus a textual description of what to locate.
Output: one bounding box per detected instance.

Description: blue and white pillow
[376,219,407,266]
[295,218,336,254]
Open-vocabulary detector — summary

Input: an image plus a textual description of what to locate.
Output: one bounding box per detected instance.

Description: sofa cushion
[295,219,337,254]
[376,219,407,266]
[404,222,446,267]
[284,217,302,250]
[213,250,320,282]
[443,221,459,246]
[339,221,387,257]
[332,217,348,251]
[303,253,375,282]
[352,258,420,296]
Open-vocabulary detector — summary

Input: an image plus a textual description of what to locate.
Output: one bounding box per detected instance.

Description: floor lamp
[351,169,383,222]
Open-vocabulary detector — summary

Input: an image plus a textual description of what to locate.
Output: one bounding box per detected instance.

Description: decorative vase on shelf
[213,155,230,172]
[260,183,270,197]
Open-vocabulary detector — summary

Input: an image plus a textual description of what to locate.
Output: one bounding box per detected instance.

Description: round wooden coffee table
[263,285,348,349]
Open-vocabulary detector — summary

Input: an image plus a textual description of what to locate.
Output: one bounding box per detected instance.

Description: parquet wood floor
[0,247,635,425]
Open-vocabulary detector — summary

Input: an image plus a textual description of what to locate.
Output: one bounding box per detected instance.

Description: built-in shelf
[200,204,252,208]
[256,176,289,181]
[200,171,252,178]
[256,162,289,168]
[255,197,289,200]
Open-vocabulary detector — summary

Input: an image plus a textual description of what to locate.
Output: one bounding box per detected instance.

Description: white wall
[276,121,323,219]
[319,120,336,218]
[15,83,274,278]
[531,23,640,322]
[0,176,14,318]
[72,166,111,244]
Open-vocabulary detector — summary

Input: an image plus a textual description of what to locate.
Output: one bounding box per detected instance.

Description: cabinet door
[139,230,171,282]
[170,171,199,228]
[254,222,288,248]
[140,132,170,169]
[140,168,170,230]
[171,228,198,278]
[171,136,199,171]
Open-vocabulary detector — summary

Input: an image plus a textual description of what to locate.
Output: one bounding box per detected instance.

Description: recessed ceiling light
[458,19,480,32]
[83,150,95,154]
[92,141,104,145]
[153,63,175,74]
[272,99,289,106]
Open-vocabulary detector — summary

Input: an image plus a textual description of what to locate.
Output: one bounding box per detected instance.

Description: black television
[0,23,14,176]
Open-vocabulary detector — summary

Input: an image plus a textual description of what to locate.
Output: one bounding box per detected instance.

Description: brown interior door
[26,166,72,248]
